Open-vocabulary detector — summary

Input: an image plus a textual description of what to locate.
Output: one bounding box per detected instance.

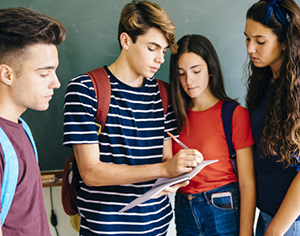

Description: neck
[109,56,144,88]
[191,94,219,112]
[270,56,284,80]
[0,89,24,123]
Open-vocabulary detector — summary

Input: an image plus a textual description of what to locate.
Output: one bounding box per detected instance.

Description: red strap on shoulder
[156,79,170,115]
[85,67,110,132]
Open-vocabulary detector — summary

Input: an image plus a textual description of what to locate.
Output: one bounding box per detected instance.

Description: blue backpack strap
[19,118,38,162]
[221,100,239,176]
[0,127,19,226]
[0,118,38,226]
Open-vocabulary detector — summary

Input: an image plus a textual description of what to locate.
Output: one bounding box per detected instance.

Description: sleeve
[63,75,99,147]
[164,102,178,140]
[232,105,255,150]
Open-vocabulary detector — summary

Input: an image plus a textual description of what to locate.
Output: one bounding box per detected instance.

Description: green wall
[1,0,295,170]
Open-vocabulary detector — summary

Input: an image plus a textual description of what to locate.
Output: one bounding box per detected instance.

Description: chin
[32,104,50,111]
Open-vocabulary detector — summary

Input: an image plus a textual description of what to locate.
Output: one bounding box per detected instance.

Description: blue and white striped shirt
[63,66,177,235]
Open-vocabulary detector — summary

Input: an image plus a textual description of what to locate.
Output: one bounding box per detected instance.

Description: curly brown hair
[245,0,300,166]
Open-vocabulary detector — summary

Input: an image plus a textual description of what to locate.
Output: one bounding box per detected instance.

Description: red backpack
[61,67,170,216]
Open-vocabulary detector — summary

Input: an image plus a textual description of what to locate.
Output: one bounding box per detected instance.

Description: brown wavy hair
[245,0,300,166]
[118,0,177,54]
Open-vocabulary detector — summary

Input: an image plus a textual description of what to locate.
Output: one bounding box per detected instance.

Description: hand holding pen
[167,132,203,170]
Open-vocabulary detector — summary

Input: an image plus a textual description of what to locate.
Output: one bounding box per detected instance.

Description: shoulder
[65,74,97,103]
[233,105,250,119]
[67,74,94,91]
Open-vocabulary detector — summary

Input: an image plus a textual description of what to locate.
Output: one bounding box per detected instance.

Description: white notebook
[119,159,218,213]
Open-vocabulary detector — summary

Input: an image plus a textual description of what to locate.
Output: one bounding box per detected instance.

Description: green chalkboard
[1,0,297,171]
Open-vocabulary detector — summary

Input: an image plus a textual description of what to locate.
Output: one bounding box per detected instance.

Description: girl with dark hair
[244,0,300,235]
[169,34,255,236]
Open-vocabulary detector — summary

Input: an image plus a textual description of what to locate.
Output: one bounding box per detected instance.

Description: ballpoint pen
[167,132,189,149]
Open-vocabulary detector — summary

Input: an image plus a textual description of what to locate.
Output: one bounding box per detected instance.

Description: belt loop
[203,191,210,205]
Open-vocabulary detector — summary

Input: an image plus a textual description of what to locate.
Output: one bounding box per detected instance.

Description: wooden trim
[41,170,63,188]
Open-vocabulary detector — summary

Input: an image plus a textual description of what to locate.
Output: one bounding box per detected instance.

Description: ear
[282,42,287,51]
[119,32,132,50]
[0,64,15,86]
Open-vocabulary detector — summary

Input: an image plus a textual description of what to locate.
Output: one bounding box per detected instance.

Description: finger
[187,160,197,167]
[184,149,204,163]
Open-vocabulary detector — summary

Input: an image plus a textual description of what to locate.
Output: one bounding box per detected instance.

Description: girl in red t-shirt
[169,34,255,236]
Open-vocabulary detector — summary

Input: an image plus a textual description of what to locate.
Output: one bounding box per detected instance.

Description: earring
[210,74,212,77]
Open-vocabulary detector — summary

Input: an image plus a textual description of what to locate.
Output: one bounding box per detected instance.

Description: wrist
[159,161,169,178]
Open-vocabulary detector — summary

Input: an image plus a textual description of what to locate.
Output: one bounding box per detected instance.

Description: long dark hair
[245,0,300,165]
[170,34,234,132]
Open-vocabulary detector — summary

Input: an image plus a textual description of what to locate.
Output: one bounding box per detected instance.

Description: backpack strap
[221,100,239,175]
[0,127,19,226]
[85,67,110,135]
[0,118,38,226]
[156,79,169,115]
[85,69,170,135]
[19,118,38,162]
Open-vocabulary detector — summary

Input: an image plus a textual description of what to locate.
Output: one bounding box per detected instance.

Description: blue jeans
[175,182,240,236]
[255,211,300,236]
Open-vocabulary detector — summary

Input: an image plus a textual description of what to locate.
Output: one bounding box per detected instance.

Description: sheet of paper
[119,159,218,213]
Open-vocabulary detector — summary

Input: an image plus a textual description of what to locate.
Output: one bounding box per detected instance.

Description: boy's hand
[152,181,189,199]
[163,149,203,178]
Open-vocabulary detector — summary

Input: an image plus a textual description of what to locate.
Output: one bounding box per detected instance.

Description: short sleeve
[164,102,177,140]
[232,105,255,150]
[63,75,99,146]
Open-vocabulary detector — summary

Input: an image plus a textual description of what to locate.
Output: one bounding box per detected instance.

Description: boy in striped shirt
[63,1,202,235]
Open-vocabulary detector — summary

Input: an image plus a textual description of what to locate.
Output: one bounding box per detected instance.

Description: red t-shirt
[0,117,51,236]
[173,100,254,194]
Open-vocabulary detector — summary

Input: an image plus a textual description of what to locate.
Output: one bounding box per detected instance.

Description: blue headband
[261,0,290,29]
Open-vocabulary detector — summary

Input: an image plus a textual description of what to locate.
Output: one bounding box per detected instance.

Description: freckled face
[126,27,169,79]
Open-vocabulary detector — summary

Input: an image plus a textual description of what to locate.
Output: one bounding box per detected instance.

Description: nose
[185,72,193,85]
[155,50,165,64]
[247,40,256,55]
[50,73,61,89]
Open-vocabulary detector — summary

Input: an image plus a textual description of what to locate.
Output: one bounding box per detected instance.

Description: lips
[187,86,197,91]
[45,93,53,100]
[150,67,159,73]
[250,56,259,62]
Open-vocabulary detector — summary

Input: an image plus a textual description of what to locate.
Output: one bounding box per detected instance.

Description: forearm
[264,171,300,236]
[236,146,256,236]
[83,161,167,186]
[73,143,203,187]
[239,182,256,236]
[74,143,168,186]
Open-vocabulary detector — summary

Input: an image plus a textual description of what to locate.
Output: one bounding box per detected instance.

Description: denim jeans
[174,182,240,236]
[255,211,300,236]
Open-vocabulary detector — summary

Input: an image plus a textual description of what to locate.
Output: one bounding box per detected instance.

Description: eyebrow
[244,32,266,38]
[148,42,169,50]
[178,64,203,70]
[35,66,56,71]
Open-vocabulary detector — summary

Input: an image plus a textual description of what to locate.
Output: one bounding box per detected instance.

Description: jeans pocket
[211,192,234,209]
[210,185,240,210]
